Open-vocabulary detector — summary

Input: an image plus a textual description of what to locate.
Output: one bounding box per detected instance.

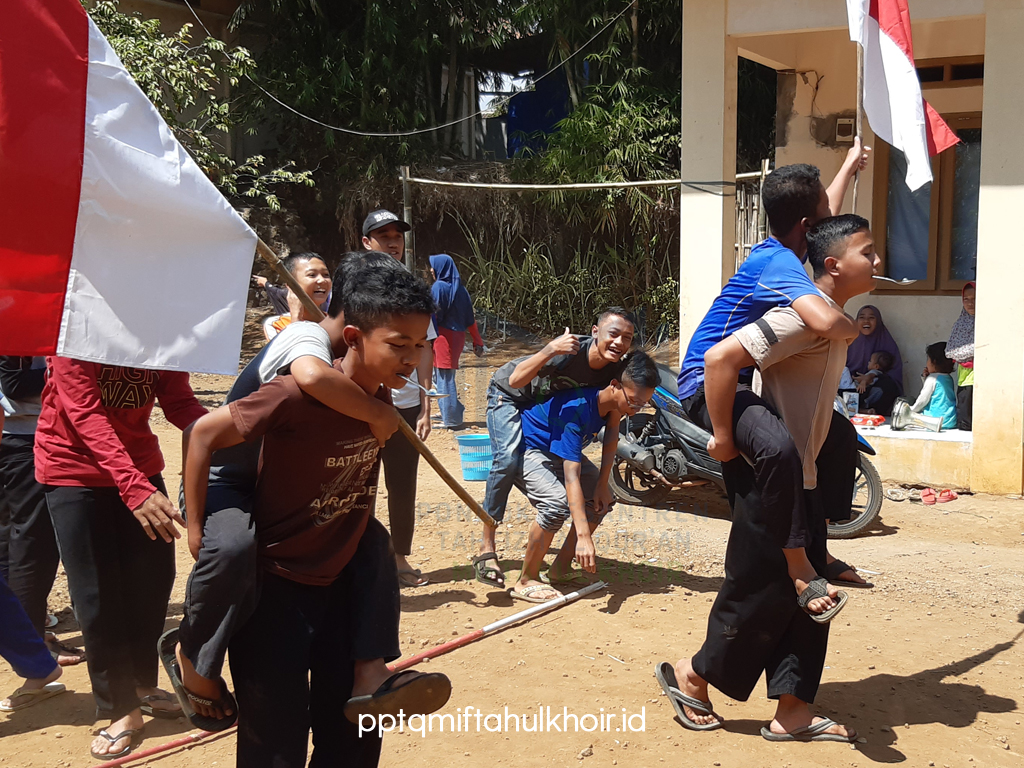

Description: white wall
[844,294,963,399]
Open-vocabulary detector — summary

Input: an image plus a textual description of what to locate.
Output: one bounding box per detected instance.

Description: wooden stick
[396,417,497,528]
[852,42,865,212]
[253,238,494,526]
[255,237,324,319]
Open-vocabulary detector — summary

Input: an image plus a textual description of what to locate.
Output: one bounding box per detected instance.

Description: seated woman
[912,342,958,430]
[945,282,975,431]
[261,253,332,341]
[847,305,904,397]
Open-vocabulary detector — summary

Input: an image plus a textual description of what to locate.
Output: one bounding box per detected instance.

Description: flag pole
[852,42,865,212]
[255,237,324,318]
[253,237,496,528]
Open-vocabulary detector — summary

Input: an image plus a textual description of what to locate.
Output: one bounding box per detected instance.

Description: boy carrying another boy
[657,215,878,742]
[183,265,450,767]
[509,351,658,603]
[475,308,636,589]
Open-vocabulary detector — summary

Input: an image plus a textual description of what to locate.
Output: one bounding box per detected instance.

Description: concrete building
[679,0,1022,494]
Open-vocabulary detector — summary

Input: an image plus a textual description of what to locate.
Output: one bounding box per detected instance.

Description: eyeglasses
[623,393,651,410]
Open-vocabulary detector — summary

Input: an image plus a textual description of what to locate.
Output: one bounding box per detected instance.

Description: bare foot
[175,644,230,719]
[1,666,62,709]
[91,709,144,758]
[672,659,720,727]
[351,659,423,698]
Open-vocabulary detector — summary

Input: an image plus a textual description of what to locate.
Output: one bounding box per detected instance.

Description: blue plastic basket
[455,433,492,482]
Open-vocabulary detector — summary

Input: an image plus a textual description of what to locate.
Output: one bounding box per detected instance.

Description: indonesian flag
[0,0,257,374]
[847,0,960,191]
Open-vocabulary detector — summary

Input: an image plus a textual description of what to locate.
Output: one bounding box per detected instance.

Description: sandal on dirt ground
[89,727,144,760]
[540,569,590,587]
[796,578,848,624]
[0,682,66,712]
[472,552,505,588]
[45,633,85,666]
[343,671,452,723]
[825,559,874,589]
[937,489,959,503]
[907,489,923,503]
[654,662,721,731]
[509,584,562,603]
[759,718,856,743]
[885,488,908,502]
[158,628,237,732]
[921,488,938,505]
[139,690,183,720]
[398,568,429,588]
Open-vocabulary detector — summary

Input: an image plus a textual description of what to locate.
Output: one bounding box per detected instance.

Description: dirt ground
[2,323,1023,768]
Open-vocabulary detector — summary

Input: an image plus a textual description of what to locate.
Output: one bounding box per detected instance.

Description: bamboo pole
[401,165,415,271]
[852,42,865,212]
[254,238,493,526]
[254,237,323,319]
[407,177,711,191]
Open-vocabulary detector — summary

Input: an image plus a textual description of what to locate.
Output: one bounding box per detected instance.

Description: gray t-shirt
[492,336,626,407]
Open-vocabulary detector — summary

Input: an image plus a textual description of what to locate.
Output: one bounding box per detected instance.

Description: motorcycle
[609,364,883,539]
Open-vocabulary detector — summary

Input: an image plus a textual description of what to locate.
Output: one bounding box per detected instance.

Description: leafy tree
[87,0,312,210]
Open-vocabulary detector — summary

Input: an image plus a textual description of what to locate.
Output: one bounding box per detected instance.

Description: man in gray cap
[362,209,433,588]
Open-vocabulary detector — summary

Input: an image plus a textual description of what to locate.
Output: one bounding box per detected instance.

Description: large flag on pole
[0,0,257,374]
[847,0,959,191]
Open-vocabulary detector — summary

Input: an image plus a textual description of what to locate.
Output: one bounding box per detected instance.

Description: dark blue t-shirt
[521,388,605,463]
[677,238,817,400]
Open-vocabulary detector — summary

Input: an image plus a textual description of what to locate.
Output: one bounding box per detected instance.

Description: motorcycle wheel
[608,413,671,506]
[828,453,883,539]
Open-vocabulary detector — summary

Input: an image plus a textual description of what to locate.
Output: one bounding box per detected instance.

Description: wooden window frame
[870,112,981,296]
[917,56,984,90]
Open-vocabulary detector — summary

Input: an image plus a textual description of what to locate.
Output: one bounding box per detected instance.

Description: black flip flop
[140,691,183,720]
[826,559,874,589]
[654,662,721,731]
[797,578,848,624]
[472,552,505,588]
[343,671,452,724]
[89,727,144,760]
[158,628,238,732]
[760,717,856,742]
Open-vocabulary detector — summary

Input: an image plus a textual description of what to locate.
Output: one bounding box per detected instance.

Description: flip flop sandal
[343,671,452,723]
[140,691,183,720]
[398,568,429,588]
[0,682,67,712]
[907,489,923,503]
[509,584,562,604]
[826,559,874,589]
[885,488,908,502]
[158,628,238,732]
[472,552,505,588]
[921,488,938,506]
[45,613,59,629]
[540,570,590,587]
[797,578,849,624]
[654,662,721,731]
[937,489,959,503]
[759,717,856,743]
[89,727,144,760]
[45,634,86,666]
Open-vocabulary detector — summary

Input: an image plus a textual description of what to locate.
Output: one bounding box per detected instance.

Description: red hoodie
[34,357,207,510]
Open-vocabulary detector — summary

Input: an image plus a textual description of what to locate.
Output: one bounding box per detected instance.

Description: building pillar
[971,0,1024,494]
[678,0,737,362]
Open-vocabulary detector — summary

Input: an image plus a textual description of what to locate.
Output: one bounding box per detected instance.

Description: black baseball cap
[362,209,411,237]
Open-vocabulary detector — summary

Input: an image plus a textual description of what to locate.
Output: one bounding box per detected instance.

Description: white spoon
[874,276,918,285]
[398,374,448,398]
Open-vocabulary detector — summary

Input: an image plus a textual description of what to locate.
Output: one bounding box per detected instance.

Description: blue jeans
[482,383,523,524]
[434,368,465,427]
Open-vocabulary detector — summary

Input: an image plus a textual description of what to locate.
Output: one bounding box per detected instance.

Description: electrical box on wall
[836,118,855,144]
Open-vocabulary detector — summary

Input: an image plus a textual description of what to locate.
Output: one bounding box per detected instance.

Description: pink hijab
[846,304,904,394]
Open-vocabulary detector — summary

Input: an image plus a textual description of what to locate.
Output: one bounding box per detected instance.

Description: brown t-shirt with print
[228,374,387,586]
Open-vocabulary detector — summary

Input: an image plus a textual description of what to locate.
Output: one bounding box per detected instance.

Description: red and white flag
[0,0,257,374]
[847,0,959,191]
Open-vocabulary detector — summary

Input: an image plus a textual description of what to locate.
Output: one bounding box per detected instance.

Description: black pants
[0,435,60,636]
[380,406,421,556]
[957,385,973,431]
[45,475,175,719]
[692,459,830,703]
[229,517,399,768]
[816,410,857,523]
[178,484,259,680]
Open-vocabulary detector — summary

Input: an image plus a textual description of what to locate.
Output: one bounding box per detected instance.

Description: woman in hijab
[429,254,485,429]
[847,305,905,396]
[946,281,976,431]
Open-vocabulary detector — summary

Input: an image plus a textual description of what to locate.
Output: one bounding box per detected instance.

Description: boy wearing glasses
[507,351,659,603]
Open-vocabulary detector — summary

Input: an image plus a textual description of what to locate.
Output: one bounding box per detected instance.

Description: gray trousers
[522,449,611,532]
